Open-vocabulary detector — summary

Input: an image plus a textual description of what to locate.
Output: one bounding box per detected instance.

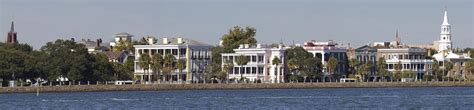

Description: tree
[432,60,442,80]
[376,57,388,81]
[220,60,234,83]
[138,53,151,83]
[327,57,338,80]
[150,54,163,82]
[235,55,249,82]
[444,61,453,77]
[111,62,133,80]
[40,39,109,82]
[112,40,133,52]
[285,46,315,82]
[393,61,402,81]
[176,59,186,82]
[301,57,323,82]
[287,59,299,76]
[209,26,257,83]
[401,70,416,79]
[221,26,257,53]
[124,57,135,72]
[358,62,373,82]
[348,59,360,76]
[163,54,176,82]
[272,57,282,83]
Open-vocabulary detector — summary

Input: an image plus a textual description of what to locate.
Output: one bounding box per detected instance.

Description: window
[251,56,257,62]
[234,67,239,74]
[180,48,186,55]
[240,67,245,74]
[246,67,251,74]
[252,67,256,74]
[258,55,264,63]
[258,67,264,74]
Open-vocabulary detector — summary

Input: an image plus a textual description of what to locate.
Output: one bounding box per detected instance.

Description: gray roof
[115,32,133,36]
[154,38,211,46]
[355,45,376,52]
[104,51,126,60]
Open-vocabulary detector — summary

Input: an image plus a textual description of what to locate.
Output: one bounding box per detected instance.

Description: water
[1,87,474,109]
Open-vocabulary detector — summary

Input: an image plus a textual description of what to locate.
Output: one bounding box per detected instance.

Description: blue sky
[1,0,473,49]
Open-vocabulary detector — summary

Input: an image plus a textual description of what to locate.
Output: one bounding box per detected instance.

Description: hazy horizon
[1,0,473,49]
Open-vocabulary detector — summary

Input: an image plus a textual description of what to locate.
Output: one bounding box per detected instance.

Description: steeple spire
[395,29,401,45]
[442,6,449,25]
[438,5,452,52]
[10,21,15,32]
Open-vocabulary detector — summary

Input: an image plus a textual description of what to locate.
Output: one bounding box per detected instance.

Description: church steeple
[5,19,18,48]
[438,6,452,52]
[10,21,15,32]
[442,6,449,25]
[395,29,400,45]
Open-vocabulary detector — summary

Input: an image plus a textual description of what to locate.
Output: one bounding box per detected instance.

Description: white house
[221,44,287,83]
[378,47,433,80]
[134,37,212,83]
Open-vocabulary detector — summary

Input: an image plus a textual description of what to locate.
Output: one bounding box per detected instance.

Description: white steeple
[442,7,449,25]
[438,6,452,52]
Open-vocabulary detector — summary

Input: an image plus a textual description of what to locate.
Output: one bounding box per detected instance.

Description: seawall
[2,82,474,93]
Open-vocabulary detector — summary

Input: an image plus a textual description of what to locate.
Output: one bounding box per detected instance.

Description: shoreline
[1,82,474,93]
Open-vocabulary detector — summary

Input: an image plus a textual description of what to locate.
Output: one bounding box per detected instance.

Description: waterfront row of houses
[5,7,470,84]
[127,8,470,83]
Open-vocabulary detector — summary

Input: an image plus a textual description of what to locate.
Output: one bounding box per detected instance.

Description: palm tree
[327,57,338,81]
[176,59,186,82]
[376,57,388,81]
[348,59,360,76]
[358,62,373,82]
[272,57,282,83]
[150,54,163,82]
[432,60,441,81]
[163,54,176,82]
[138,53,151,83]
[221,60,234,83]
[444,61,453,77]
[235,55,249,82]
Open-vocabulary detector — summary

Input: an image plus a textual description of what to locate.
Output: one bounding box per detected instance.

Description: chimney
[96,39,100,47]
[256,44,261,48]
[177,37,183,44]
[239,44,244,49]
[147,37,155,45]
[244,44,249,48]
[163,38,168,44]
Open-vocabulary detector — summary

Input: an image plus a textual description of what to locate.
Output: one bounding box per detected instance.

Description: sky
[1,0,473,49]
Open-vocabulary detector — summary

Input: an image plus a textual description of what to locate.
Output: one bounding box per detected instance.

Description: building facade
[110,32,133,47]
[221,44,286,83]
[354,45,377,78]
[134,37,212,83]
[377,48,433,80]
[303,40,348,77]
